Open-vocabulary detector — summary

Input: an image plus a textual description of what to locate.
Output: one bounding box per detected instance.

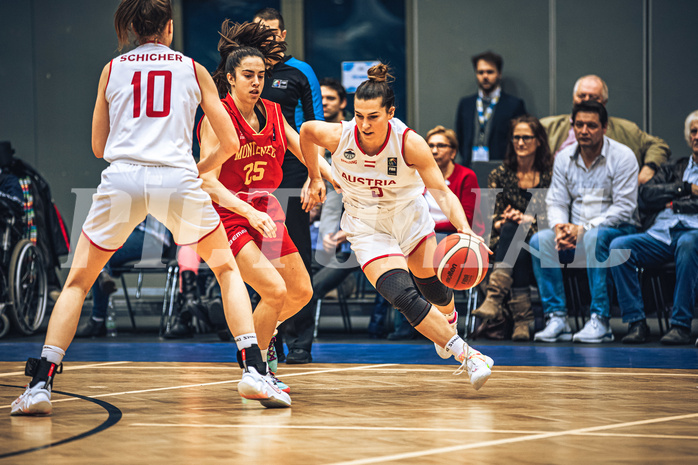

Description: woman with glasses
[472,115,553,341]
[424,126,484,236]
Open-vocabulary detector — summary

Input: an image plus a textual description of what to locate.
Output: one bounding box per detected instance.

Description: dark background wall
[1,0,697,253]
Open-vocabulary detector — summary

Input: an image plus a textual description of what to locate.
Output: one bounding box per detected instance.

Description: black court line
[0,384,122,460]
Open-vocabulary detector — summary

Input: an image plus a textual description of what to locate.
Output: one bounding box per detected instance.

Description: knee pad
[413,275,453,307]
[375,269,431,327]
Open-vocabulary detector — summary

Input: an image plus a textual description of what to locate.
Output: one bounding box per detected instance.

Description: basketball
[433,233,489,290]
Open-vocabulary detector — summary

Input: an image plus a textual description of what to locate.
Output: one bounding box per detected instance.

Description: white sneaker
[237,367,291,408]
[573,313,614,343]
[10,381,52,416]
[534,315,573,342]
[455,346,494,391]
[434,311,458,359]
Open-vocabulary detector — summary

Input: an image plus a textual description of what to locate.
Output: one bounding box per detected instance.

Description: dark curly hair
[212,20,286,98]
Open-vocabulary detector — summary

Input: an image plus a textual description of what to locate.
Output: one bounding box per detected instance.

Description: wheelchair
[0,198,48,338]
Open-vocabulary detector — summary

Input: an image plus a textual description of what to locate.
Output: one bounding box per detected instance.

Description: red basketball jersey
[205,94,287,195]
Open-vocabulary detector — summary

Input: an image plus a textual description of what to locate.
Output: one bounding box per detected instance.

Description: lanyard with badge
[473,95,499,162]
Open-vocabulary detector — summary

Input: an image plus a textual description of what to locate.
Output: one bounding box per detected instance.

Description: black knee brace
[413,275,454,306]
[375,269,431,327]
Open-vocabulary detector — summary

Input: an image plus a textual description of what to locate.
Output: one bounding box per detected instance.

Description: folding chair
[109,258,180,336]
[639,262,674,336]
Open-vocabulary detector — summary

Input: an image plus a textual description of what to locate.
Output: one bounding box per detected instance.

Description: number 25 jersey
[214,93,287,195]
[104,43,201,172]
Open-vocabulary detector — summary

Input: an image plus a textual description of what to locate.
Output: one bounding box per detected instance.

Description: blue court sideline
[1,342,696,369]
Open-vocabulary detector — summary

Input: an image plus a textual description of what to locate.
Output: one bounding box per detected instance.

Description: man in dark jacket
[610,110,698,346]
[454,51,526,167]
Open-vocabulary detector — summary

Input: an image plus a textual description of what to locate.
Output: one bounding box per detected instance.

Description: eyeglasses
[428,143,452,150]
[512,135,536,143]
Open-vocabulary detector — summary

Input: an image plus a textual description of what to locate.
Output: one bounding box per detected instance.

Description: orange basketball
[433,233,489,290]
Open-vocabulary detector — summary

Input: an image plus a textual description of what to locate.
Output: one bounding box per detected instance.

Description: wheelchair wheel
[8,239,48,335]
[0,311,10,339]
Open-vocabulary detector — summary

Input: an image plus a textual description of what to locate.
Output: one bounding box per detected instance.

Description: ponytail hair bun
[356,62,396,110]
[367,64,394,83]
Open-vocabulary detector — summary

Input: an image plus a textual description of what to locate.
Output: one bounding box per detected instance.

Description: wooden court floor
[1,361,698,464]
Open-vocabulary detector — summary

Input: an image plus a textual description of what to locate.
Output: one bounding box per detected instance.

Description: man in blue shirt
[610,110,698,346]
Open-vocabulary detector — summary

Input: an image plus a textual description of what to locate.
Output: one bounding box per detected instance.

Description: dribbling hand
[457,228,492,255]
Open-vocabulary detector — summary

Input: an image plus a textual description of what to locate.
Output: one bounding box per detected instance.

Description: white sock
[234,333,258,351]
[41,345,65,365]
[445,310,457,325]
[261,349,268,360]
[443,335,467,361]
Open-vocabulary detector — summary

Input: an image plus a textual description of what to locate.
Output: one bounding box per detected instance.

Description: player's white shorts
[341,195,435,270]
[82,163,220,251]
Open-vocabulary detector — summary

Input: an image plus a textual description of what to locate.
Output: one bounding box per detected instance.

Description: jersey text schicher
[120,53,183,62]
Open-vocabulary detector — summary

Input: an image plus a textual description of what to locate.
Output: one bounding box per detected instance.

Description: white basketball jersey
[331,118,425,219]
[104,43,201,172]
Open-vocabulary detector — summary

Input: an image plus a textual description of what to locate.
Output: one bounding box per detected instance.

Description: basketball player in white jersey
[11,0,290,416]
[301,64,495,390]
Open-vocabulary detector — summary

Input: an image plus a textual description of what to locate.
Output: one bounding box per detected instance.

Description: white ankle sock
[234,333,258,351]
[445,310,457,325]
[41,345,65,365]
[443,335,467,361]
[261,349,268,360]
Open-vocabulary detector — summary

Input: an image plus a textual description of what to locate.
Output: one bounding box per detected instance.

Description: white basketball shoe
[455,346,494,391]
[11,358,61,416]
[238,366,292,408]
[11,381,53,416]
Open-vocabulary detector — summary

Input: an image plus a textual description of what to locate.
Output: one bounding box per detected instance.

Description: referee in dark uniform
[254,8,324,364]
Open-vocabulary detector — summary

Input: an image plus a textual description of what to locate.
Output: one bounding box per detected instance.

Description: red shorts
[215,194,298,260]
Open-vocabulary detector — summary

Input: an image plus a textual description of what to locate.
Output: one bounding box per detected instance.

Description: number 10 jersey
[104,43,201,172]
